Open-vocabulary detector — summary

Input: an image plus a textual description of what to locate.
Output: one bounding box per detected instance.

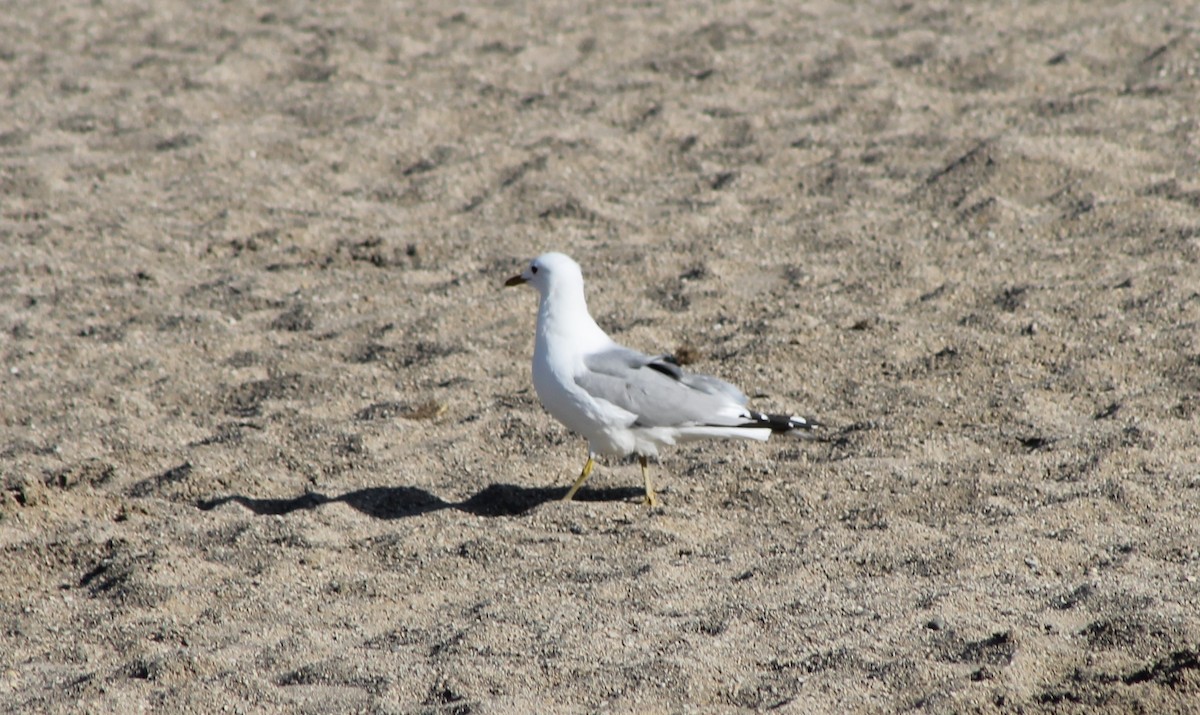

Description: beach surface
[2,1,1199,711]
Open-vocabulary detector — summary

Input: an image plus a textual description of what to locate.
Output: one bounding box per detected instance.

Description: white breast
[532,339,640,457]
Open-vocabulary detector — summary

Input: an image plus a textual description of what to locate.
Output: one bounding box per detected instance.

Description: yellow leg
[640,456,659,507]
[562,454,595,502]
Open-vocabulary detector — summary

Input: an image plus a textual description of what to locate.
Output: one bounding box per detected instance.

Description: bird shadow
[197,483,645,519]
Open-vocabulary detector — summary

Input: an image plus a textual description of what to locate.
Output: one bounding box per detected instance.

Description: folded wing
[577,347,751,428]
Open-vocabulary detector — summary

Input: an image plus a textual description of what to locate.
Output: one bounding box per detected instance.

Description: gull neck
[535,278,609,351]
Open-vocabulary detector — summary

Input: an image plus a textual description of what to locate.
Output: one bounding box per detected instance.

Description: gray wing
[576,346,748,428]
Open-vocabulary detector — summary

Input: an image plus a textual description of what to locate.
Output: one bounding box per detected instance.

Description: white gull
[506,252,821,506]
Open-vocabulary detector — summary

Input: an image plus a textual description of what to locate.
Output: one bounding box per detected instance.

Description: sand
[2,0,1199,712]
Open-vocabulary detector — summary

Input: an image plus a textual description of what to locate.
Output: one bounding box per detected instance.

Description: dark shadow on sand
[197,483,645,519]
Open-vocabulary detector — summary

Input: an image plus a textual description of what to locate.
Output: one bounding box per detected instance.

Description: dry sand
[2,0,1199,712]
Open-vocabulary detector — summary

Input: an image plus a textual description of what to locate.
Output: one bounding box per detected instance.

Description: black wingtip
[739,411,823,435]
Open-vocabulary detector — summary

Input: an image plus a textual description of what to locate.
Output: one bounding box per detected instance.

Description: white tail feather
[674,426,772,443]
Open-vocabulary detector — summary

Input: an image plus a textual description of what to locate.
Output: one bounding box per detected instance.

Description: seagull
[505,252,822,506]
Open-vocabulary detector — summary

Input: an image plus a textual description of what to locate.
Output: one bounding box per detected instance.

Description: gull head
[504,252,584,297]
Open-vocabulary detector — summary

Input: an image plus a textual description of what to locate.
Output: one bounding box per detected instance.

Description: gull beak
[504,274,528,287]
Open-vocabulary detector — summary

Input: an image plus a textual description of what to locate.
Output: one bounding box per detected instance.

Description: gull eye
[530,265,539,274]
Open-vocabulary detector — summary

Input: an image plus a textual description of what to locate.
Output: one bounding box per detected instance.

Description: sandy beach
[2,1,1199,711]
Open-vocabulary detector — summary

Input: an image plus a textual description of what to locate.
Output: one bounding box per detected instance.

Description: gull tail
[674,410,823,444]
[675,425,772,443]
[738,411,823,437]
